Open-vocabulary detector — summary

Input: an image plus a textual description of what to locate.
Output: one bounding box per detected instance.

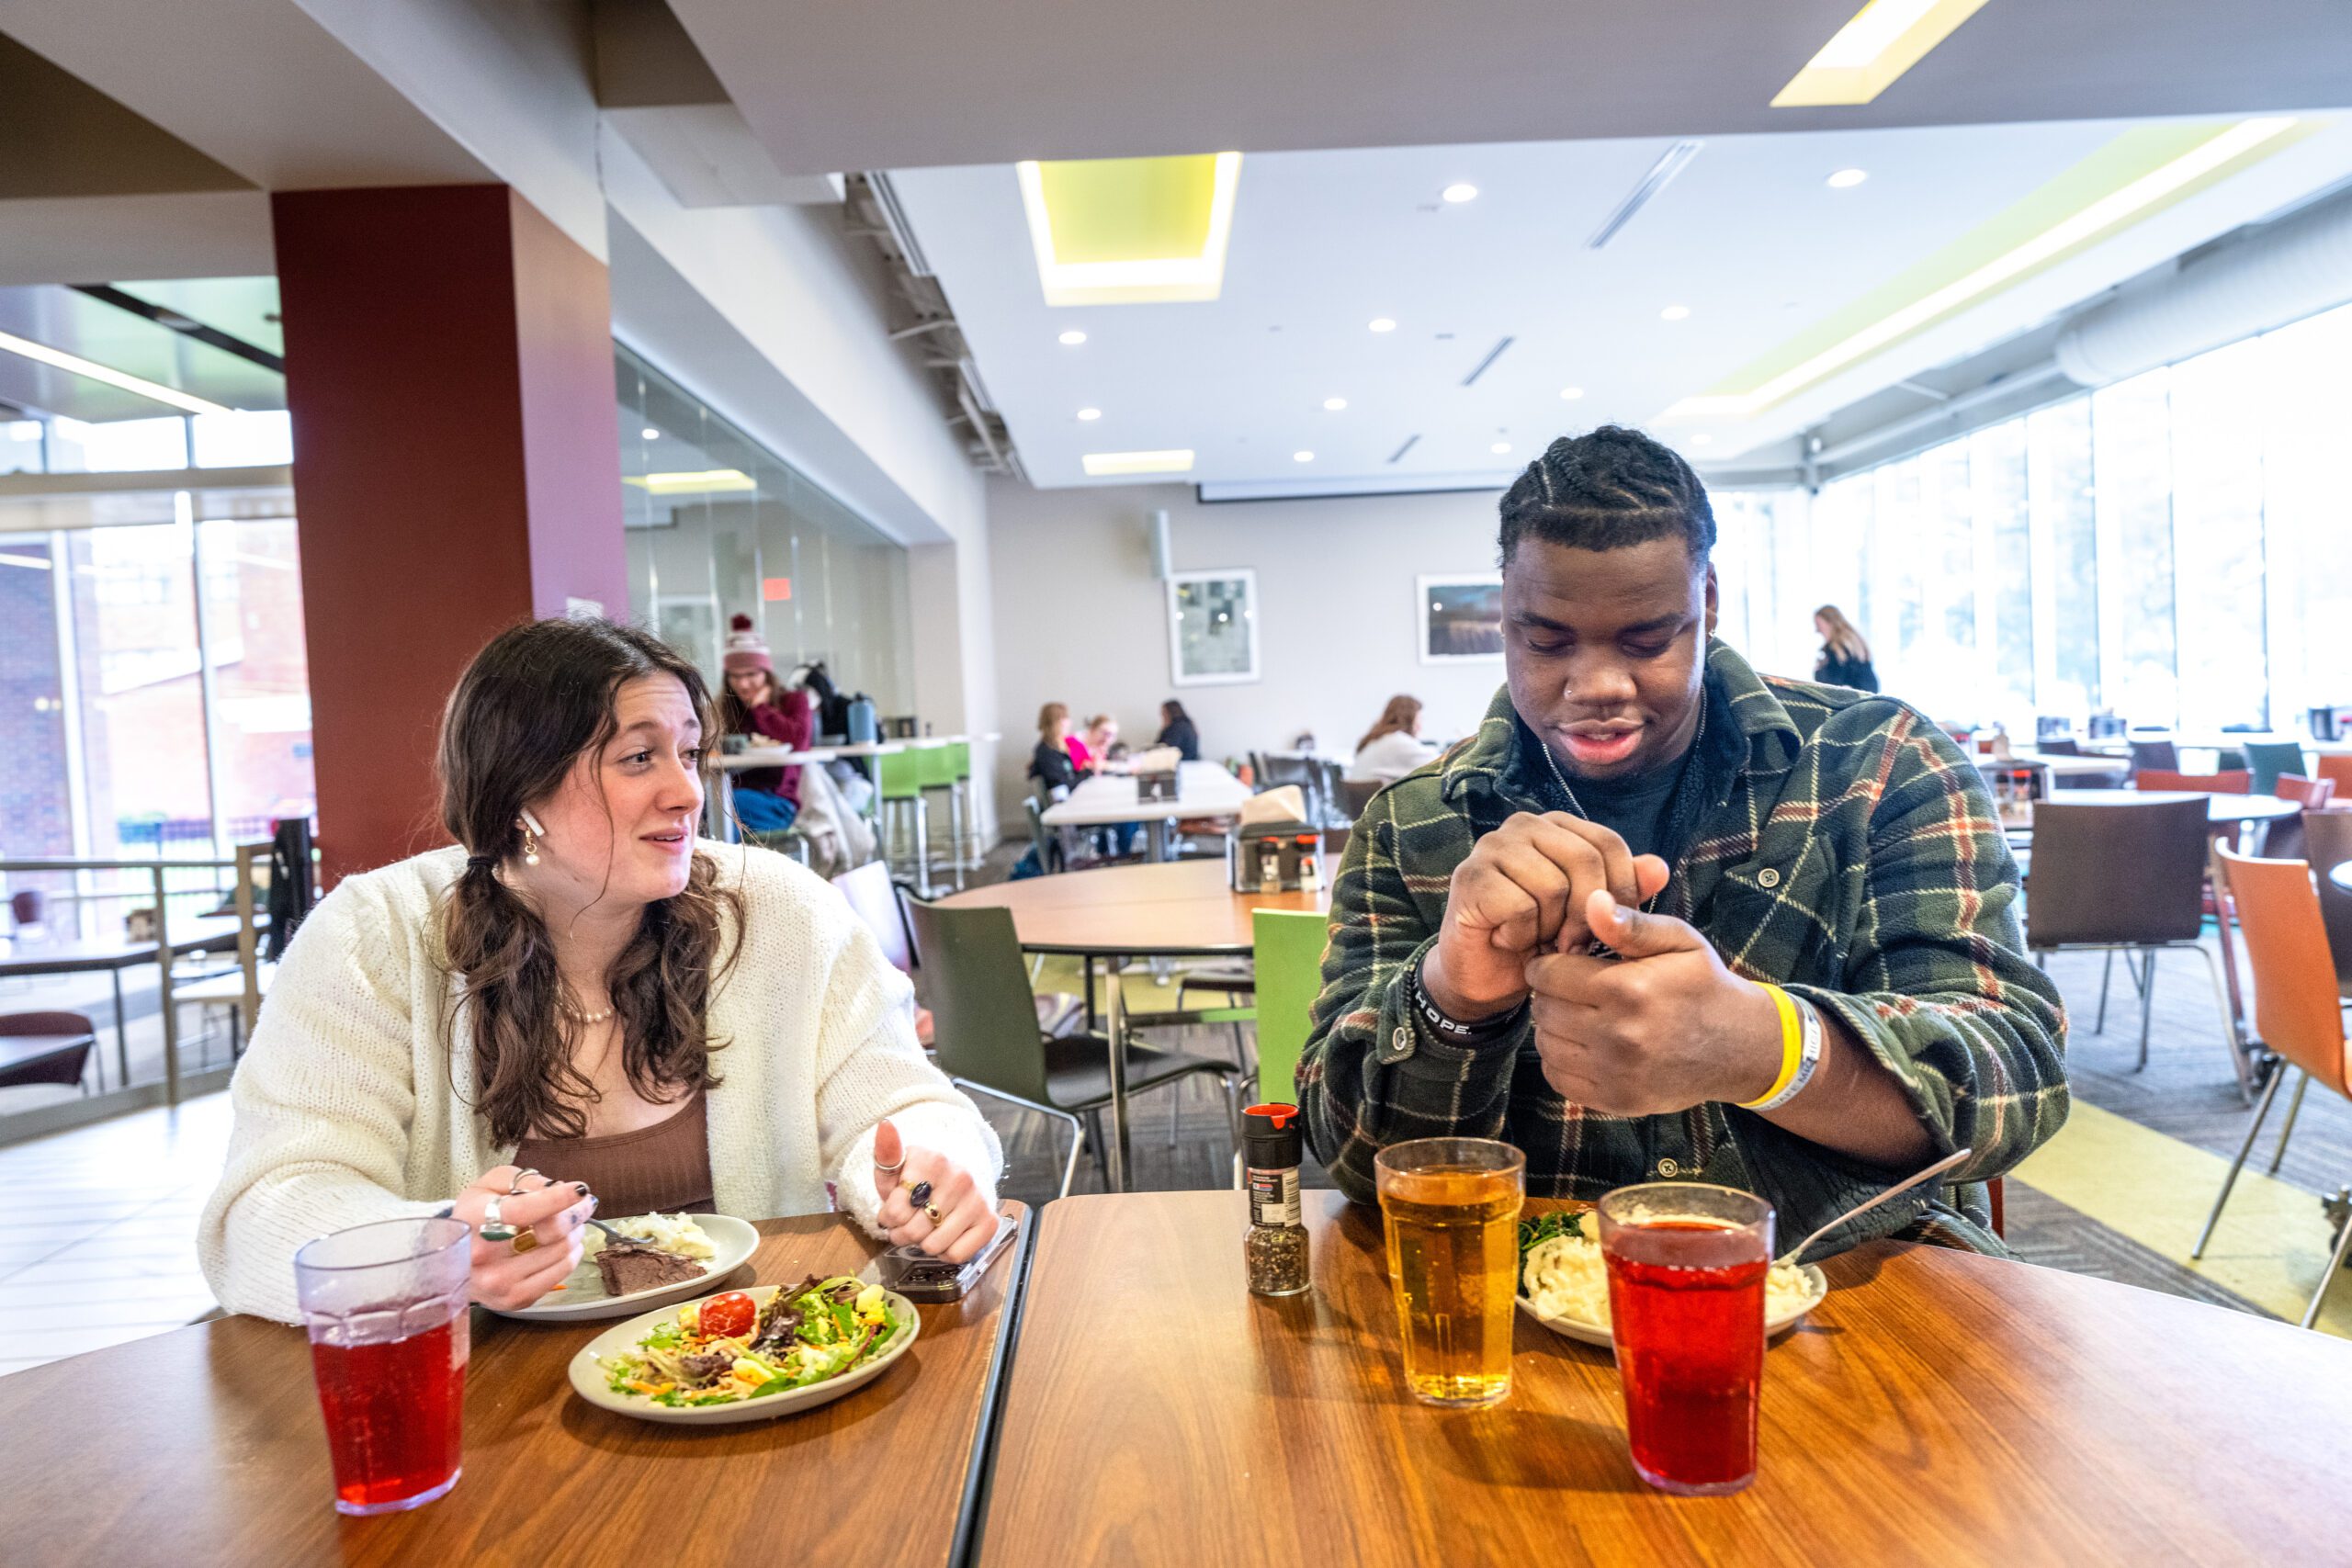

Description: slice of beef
[596,1241,706,1298]
[677,1349,734,1386]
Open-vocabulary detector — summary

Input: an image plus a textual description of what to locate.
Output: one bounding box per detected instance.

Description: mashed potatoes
[589,1212,717,1261]
[1521,1230,1815,1329]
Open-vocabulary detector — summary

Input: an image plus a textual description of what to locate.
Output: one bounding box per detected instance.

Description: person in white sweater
[201,618,1001,1324]
[1345,694,1440,785]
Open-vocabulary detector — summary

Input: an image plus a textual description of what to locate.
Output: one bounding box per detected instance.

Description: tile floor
[0,1090,233,1377]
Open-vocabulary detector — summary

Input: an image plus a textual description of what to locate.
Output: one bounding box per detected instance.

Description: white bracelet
[1748,993,1824,1112]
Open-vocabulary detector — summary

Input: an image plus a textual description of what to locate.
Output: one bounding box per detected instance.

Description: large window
[616,346,914,721]
[1783,298,2352,733]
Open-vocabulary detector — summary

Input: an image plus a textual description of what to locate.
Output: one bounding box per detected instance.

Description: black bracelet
[1407,957,1525,1043]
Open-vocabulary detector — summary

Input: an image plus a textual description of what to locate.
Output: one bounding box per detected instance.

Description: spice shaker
[1243,1102,1312,1296]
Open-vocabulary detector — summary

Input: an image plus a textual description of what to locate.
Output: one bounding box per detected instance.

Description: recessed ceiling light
[1661,305,1691,321]
[1490,442,1513,455]
[1668,116,2302,423]
[1077,408,1102,421]
[1083,449,1194,477]
[1323,397,1348,412]
[1294,450,1315,463]
[1772,0,1991,107]
[1368,317,1396,333]
[1827,168,1870,188]
[622,468,757,495]
[640,427,661,441]
[1017,152,1243,305]
[1442,183,1479,204]
[1559,387,1586,400]
[1058,329,1088,345]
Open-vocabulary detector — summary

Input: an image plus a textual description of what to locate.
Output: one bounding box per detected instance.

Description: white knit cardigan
[198,843,1000,1323]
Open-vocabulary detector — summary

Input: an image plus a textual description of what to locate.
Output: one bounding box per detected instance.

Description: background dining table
[933,860,1326,1190]
[0,1205,1032,1568]
[973,1190,2352,1567]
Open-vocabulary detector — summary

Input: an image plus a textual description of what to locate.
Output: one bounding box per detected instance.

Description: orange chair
[2135,769,2251,794]
[2312,754,2352,797]
[2196,845,2352,1327]
[2276,774,2336,807]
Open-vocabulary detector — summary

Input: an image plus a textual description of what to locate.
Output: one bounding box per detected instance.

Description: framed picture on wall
[1419,574,1505,663]
[654,595,721,675]
[1167,569,1261,686]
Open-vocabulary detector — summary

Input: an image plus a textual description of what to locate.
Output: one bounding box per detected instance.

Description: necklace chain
[1534,698,1704,917]
[560,989,616,1027]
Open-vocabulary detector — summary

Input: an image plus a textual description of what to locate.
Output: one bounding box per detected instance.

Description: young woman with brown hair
[1813,604,1879,693]
[200,617,1000,1323]
[1345,694,1438,784]
[715,614,813,834]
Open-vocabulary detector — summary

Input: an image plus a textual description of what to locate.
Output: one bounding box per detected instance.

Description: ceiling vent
[1586,141,1702,251]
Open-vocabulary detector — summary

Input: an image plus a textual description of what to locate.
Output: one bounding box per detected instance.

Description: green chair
[876,749,932,897]
[913,741,967,890]
[2244,741,2308,796]
[905,899,1243,1195]
[1249,908,1330,1107]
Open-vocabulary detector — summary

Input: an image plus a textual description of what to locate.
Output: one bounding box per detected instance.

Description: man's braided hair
[1497,425,1714,568]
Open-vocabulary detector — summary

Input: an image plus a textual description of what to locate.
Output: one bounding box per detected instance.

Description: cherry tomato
[699,1292,755,1339]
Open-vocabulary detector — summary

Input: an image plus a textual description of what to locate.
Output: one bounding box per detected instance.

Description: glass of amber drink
[1374,1138,1525,1407]
[1598,1182,1774,1495]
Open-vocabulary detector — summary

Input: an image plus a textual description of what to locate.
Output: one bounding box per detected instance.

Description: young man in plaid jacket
[1300,427,2067,1255]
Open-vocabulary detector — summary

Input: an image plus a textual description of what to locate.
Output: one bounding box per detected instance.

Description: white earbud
[519,809,546,836]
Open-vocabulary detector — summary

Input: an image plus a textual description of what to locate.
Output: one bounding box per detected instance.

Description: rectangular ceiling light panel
[1770,0,1991,107]
[1081,449,1195,477]
[622,468,758,495]
[1018,152,1241,306]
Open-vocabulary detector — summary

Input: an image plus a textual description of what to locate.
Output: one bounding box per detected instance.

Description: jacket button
[1657,1158,1679,1178]
[1758,867,1781,888]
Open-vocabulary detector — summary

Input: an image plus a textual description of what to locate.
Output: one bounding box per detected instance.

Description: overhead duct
[2055,186,2352,388]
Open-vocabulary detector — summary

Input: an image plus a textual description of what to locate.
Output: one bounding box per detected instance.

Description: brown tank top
[511,1090,716,1216]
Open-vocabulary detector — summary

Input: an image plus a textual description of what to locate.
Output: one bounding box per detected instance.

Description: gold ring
[512,1229,540,1254]
[922,1201,944,1224]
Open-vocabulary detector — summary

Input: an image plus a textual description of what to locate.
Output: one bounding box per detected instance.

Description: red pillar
[272,186,627,883]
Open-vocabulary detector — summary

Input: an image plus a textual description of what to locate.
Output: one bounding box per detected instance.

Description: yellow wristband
[1738,983,1803,1111]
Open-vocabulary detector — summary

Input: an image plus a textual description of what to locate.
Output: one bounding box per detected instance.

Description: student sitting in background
[718,615,812,835]
[1029,702,1084,798]
[1157,700,1201,761]
[1346,694,1440,784]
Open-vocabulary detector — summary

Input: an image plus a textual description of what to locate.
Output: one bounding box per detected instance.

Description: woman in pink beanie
[717,615,813,834]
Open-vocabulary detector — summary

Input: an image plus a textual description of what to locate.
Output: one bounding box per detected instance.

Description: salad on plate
[597,1274,909,1408]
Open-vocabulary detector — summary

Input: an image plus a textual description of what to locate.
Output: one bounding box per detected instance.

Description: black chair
[2129,739,2180,774]
[1340,778,1383,819]
[0,1011,96,1094]
[2026,795,2233,1074]
[2035,738,2084,757]
[904,900,1243,1196]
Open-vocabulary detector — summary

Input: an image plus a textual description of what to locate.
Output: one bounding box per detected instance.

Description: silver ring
[874,1154,905,1174]
[480,1195,514,1242]
[507,1168,541,1195]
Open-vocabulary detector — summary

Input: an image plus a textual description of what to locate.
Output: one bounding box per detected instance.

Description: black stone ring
[902,1179,933,1208]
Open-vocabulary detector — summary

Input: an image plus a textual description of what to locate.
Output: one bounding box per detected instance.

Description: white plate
[1515,1263,1830,1349]
[568,1281,921,1425]
[491,1213,759,1322]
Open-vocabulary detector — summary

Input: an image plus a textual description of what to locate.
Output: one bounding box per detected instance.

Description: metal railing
[1,847,269,1105]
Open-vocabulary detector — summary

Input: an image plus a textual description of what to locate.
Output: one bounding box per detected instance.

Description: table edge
[948,1200,1040,1568]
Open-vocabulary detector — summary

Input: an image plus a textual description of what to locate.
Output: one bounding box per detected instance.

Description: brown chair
[1339,778,1382,819]
[2025,797,2234,1074]
[0,1011,97,1093]
[2264,777,2337,862]
[2196,846,2352,1328]
[2276,774,2335,807]
[2312,754,2352,797]
[2135,769,2251,795]
[2297,809,2352,996]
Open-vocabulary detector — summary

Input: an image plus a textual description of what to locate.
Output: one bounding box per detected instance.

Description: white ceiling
[673,0,2352,175]
[889,116,2352,488]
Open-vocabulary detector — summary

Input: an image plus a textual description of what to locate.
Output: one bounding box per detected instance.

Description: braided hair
[1497,425,1714,567]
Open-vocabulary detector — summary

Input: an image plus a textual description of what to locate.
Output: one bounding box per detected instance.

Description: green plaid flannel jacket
[1299,639,2069,1256]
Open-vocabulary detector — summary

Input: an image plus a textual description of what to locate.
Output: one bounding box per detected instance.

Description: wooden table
[0,914,249,1089]
[0,1205,1032,1568]
[975,1190,2352,1567]
[935,861,1328,1189]
[2038,787,2303,825]
[1043,761,1255,861]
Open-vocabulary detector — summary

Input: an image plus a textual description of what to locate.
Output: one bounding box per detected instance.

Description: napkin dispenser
[1136,767,1179,804]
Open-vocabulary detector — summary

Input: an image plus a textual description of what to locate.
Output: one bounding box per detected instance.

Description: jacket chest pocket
[1702,832,1847,987]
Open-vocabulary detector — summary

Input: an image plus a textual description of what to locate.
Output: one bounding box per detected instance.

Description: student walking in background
[1346,694,1440,784]
[1813,604,1878,693]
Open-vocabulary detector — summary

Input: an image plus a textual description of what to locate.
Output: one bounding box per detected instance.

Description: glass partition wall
[616,346,914,725]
